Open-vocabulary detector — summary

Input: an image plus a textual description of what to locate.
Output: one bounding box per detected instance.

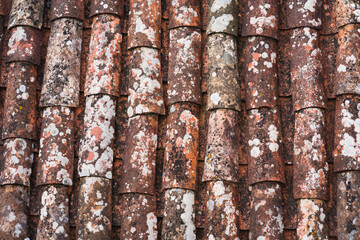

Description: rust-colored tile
[37,28,50,90]
[206,0,238,36]
[29,154,40,216]
[114,96,128,159]
[162,189,196,239]
[168,27,201,105]
[277,30,292,96]
[0,1,4,16]
[0,138,34,186]
[247,108,285,185]
[168,0,201,29]
[238,101,247,164]
[293,108,329,200]
[279,0,322,29]
[249,182,284,239]
[335,24,360,96]
[282,165,297,229]
[201,32,208,93]
[74,93,85,158]
[157,110,167,150]
[6,26,42,65]
[284,230,296,240]
[336,0,360,28]
[201,0,209,31]
[325,99,335,163]
[334,94,360,172]
[120,34,129,95]
[29,215,39,240]
[3,62,37,140]
[78,95,116,179]
[49,0,85,22]
[69,157,79,227]
[327,163,337,237]
[337,171,360,239]
[127,47,165,117]
[119,114,158,195]
[279,97,294,165]
[207,33,241,111]
[198,93,209,161]
[321,0,337,35]
[203,109,239,183]
[40,18,83,108]
[80,28,91,92]
[161,19,169,84]
[238,37,246,101]
[90,0,123,17]
[36,107,74,186]
[204,181,240,239]
[242,0,279,39]
[0,185,29,239]
[238,165,251,230]
[8,0,45,29]
[296,199,328,239]
[119,193,158,239]
[85,14,122,97]
[37,185,70,240]
[76,177,112,239]
[290,27,326,111]
[163,102,199,190]
[127,0,161,49]
[320,34,338,99]
[244,36,277,110]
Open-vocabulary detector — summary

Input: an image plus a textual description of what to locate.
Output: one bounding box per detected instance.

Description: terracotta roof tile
[277,30,292,96]
[206,0,238,36]
[249,182,284,239]
[336,0,360,28]
[76,177,112,239]
[320,34,338,99]
[168,0,201,29]
[162,189,196,238]
[163,102,199,190]
[90,0,123,17]
[335,24,360,95]
[321,0,337,35]
[49,0,85,22]
[40,18,83,108]
[85,14,122,97]
[242,0,279,39]
[8,0,45,29]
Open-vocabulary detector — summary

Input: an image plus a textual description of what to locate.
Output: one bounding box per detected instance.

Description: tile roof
[0,0,358,239]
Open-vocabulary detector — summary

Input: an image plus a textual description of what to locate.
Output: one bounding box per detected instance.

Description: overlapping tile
[206,0,238,36]
[8,0,45,29]
[49,0,85,21]
[168,0,201,29]
[90,0,122,17]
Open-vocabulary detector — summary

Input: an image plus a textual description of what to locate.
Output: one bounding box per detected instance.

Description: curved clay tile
[249,182,284,239]
[335,24,360,96]
[0,1,4,16]
[320,34,338,99]
[127,47,165,117]
[279,0,322,30]
[293,108,329,200]
[206,0,238,36]
[0,185,29,239]
[127,0,161,49]
[321,0,337,35]
[36,107,74,186]
[167,27,202,105]
[119,193,158,239]
[168,0,201,29]
[163,102,199,190]
[337,171,360,239]
[78,94,116,179]
[37,185,70,240]
[202,109,240,183]
[247,107,285,185]
[0,138,34,186]
[114,96,128,160]
[336,0,360,28]
[279,97,295,164]
[206,33,241,111]
[3,62,37,140]
[334,94,360,172]
[85,14,122,97]
[204,181,240,239]
[296,199,328,239]
[40,18,83,108]
[242,0,279,39]
[8,0,45,29]
[49,0,85,22]
[90,0,122,17]
[290,27,327,111]
[76,177,112,239]
[162,188,196,239]
[119,114,158,195]
[6,26,42,65]
[244,36,278,110]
